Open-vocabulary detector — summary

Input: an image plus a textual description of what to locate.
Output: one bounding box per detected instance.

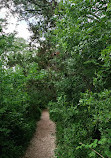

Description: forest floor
[23,109,56,158]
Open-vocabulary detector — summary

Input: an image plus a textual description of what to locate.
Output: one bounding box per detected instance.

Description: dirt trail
[24,109,56,158]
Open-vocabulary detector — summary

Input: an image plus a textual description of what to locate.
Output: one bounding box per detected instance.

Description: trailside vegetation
[0,0,56,157]
[0,20,50,157]
[49,1,111,158]
[0,0,111,158]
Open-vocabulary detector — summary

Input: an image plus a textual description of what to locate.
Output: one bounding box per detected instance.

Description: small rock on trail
[24,109,56,158]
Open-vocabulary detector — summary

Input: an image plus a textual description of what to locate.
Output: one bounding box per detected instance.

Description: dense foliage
[49,1,111,158]
[0,0,111,158]
[0,20,50,157]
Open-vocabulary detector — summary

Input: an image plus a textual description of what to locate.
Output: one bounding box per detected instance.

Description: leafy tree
[0,22,42,157]
[49,1,111,157]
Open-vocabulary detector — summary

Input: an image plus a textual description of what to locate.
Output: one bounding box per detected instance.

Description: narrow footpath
[24,109,56,158]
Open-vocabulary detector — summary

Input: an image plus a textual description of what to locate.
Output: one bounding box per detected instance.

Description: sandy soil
[24,109,56,158]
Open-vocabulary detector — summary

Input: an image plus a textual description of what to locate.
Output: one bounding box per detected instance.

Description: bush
[0,65,41,158]
[49,89,111,158]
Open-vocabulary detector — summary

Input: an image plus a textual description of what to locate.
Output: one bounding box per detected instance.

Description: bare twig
[79,142,104,158]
